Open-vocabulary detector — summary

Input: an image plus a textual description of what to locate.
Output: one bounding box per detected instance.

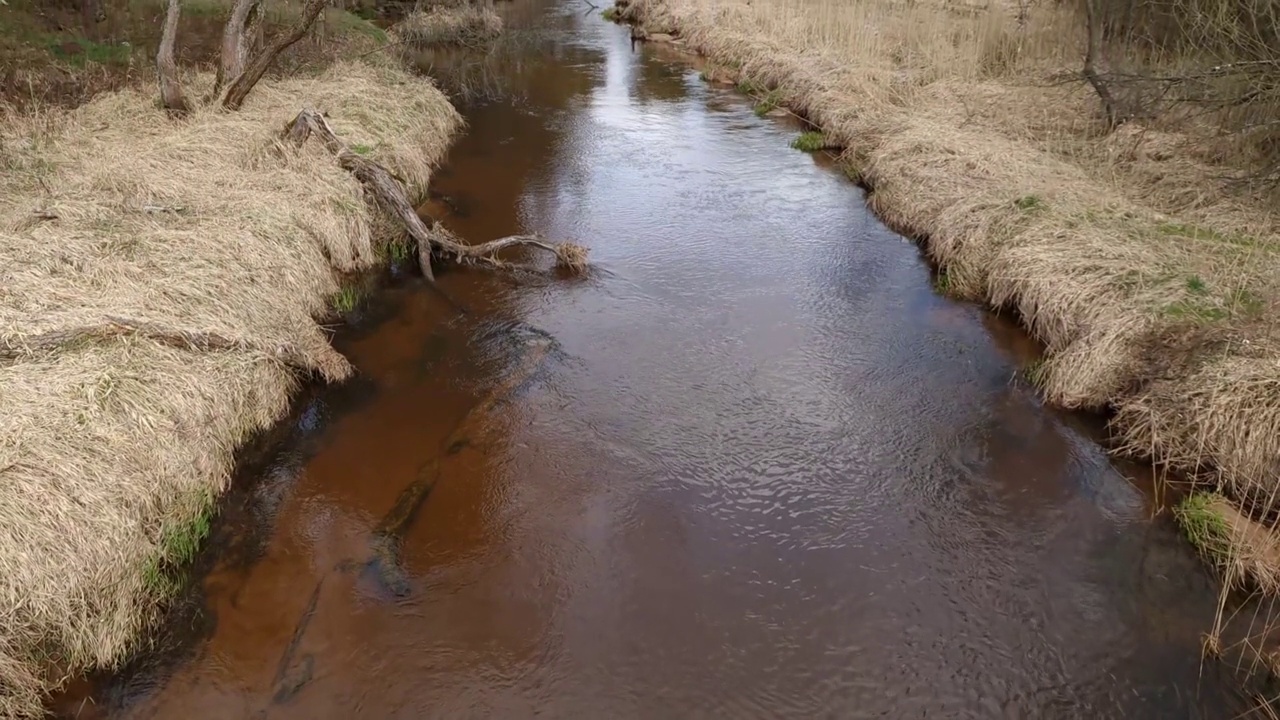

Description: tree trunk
[157,0,192,116]
[1082,0,1121,130]
[215,0,263,95]
[80,0,104,40]
[222,0,327,111]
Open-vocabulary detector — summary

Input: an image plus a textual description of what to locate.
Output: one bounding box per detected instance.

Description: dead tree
[157,0,191,115]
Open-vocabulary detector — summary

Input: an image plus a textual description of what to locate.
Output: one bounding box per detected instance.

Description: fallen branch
[0,316,343,379]
[282,108,588,279]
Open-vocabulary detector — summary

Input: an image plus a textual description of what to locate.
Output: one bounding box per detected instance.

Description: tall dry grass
[622,0,1280,683]
[0,60,459,717]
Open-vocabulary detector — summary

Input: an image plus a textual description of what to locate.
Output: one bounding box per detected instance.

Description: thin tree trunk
[215,0,263,95]
[157,0,192,115]
[222,0,327,111]
[1082,0,1120,130]
[80,0,104,40]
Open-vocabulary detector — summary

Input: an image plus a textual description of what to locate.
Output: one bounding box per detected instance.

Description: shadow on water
[57,0,1253,717]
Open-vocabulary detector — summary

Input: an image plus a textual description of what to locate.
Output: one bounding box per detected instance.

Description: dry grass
[620,0,1280,678]
[0,60,459,717]
[391,5,503,49]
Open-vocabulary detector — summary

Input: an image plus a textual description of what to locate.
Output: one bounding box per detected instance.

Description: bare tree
[221,0,327,110]
[157,0,191,115]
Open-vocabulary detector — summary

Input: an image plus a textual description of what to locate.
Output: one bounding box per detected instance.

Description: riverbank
[614,0,1280,666]
[0,57,460,717]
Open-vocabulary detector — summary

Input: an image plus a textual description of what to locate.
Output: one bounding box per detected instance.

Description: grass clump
[392,6,503,49]
[933,270,951,294]
[791,131,826,152]
[331,285,363,313]
[602,6,621,22]
[1014,194,1045,212]
[0,60,461,719]
[753,90,782,116]
[1175,493,1233,566]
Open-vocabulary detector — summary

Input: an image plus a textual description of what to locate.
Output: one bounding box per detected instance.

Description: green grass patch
[48,38,133,67]
[753,90,782,117]
[142,491,216,596]
[351,143,376,156]
[1185,275,1208,294]
[735,78,764,95]
[790,131,826,152]
[841,162,863,184]
[1174,493,1232,564]
[331,285,362,313]
[1230,287,1264,316]
[1014,194,1045,212]
[1163,298,1228,323]
[602,7,620,22]
[387,239,413,262]
[1022,358,1047,388]
[1157,221,1258,248]
[331,9,389,43]
[933,270,951,294]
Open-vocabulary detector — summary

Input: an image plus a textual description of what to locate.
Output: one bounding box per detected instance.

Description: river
[57,1,1248,717]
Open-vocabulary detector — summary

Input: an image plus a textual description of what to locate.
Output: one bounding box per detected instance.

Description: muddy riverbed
[57,1,1249,717]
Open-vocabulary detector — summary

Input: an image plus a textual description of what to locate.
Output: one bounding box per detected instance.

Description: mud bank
[614,0,1280,613]
[0,60,459,717]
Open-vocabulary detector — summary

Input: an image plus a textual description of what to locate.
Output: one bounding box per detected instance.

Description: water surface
[59,2,1246,717]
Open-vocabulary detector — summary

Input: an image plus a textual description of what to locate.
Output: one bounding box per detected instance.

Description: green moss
[1174,493,1232,564]
[602,6,620,22]
[790,131,826,152]
[841,162,863,184]
[735,78,764,95]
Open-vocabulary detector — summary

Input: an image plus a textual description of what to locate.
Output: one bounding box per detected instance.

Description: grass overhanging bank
[0,58,460,717]
[614,0,1280,675]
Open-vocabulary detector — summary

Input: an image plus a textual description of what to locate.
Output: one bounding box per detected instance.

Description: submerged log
[365,335,554,596]
[282,108,589,281]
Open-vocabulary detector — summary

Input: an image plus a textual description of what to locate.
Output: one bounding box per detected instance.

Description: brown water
[59,2,1251,717]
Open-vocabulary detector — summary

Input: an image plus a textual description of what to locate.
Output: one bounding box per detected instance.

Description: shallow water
[59,1,1249,717]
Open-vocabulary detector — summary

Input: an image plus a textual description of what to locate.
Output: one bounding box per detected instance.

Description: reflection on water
[58,0,1247,717]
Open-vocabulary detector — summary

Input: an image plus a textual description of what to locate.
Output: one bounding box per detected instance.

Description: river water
[58,1,1249,717]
